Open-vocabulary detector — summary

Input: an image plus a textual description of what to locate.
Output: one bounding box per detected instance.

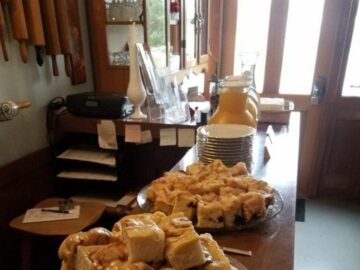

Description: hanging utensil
[0,2,8,61]
[39,0,60,76]
[23,0,45,66]
[54,0,72,77]
[8,0,28,63]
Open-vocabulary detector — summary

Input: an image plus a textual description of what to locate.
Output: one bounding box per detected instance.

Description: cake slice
[171,193,197,220]
[165,229,206,269]
[196,200,224,229]
[199,233,231,270]
[120,214,165,263]
[241,192,267,222]
[220,195,243,228]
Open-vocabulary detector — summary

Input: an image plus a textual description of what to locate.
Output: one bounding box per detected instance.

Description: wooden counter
[55,108,300,270]
[172,112,300,270]
[55,108,198,139]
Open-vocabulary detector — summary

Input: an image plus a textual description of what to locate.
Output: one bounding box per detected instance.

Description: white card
[141,130,153,144]
[125,124,142,143]
[264,135,272,161]
[160,128,177,146]
[97,120,118,150]
[22,205,80,223]
[178,128,195,147]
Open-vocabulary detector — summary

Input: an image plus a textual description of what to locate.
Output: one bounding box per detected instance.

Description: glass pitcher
[208,83,257,128]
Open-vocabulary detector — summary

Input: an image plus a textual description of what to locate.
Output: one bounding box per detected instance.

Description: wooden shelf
[56,110,198,139]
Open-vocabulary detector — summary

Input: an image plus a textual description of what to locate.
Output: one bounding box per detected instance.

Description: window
[279,0,325,95]
[342,3,360,97]
[234,0,271,93]
[234,0,325,96]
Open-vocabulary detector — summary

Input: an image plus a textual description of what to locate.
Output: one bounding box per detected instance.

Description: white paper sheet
[97,120,118,150]
[57,144,116,167]
[141,130,153,144]
[57,168,117,182]
[178,128,195,147]
[125,124,142,143]
[160,128,177,146]
[22,205,80,223]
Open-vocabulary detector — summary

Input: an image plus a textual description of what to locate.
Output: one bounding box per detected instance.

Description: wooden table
[9,198,106,270]
[172,112,300,270]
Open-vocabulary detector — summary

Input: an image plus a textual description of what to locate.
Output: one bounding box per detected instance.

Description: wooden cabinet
[50,111,196,198]
[87,0,147,93]
[86,0,218,98]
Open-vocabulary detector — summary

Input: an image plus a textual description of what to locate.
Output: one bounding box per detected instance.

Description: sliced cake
[165,229,206,269]
[171,192,197,220]
[199,233,231,270]
[196,200,224,229]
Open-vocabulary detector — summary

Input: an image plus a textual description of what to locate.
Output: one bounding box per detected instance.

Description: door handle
[311,76,326,105]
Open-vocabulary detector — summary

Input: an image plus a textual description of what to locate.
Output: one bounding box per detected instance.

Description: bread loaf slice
[121,214,165,263]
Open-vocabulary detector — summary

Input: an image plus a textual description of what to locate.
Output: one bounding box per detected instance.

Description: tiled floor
[294,198,360,270]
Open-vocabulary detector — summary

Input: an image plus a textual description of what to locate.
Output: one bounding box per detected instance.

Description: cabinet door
[87,0,147,93]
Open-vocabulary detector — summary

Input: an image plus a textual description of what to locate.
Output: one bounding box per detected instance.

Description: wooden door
[221,0,360,199]
[313,0,360,200]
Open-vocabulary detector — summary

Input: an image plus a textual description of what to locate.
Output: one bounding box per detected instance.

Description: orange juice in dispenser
[208,74,257,128]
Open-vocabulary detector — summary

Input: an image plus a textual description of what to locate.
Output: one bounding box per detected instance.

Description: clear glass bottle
[239,51,261,120]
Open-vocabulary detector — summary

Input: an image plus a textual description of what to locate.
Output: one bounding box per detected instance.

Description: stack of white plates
[196,124,256,171]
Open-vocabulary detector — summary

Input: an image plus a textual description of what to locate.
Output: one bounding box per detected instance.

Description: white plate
[229,255,249,270]
[197,124,256,139]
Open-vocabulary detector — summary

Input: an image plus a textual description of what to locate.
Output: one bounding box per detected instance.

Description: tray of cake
[137,159,283,231]
[58,212,247,269]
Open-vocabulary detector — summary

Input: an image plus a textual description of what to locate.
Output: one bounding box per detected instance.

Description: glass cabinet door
[104,0,146,67]
[105,0,143,22]
[197,0,208,63]
[184,0,197,68]
[147,0,167,68]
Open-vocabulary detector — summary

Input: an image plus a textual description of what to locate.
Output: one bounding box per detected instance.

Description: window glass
[185,0,197,67]
[234,0,271,93]
[279,0,325,95]
[106,24,144,66]
[199,0,208,56]
[147,0,167,68]
[342,5,360,97]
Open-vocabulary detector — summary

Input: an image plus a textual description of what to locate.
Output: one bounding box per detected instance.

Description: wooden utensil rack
[0,0,86,84]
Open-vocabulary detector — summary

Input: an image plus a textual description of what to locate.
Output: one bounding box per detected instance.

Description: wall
[0,0,93,167]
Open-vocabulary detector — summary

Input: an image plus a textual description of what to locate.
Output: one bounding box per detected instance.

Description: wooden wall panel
[0,148,55,269]
[319,119,360,200]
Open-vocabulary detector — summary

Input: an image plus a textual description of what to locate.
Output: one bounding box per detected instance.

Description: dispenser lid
[221,72,251,88]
